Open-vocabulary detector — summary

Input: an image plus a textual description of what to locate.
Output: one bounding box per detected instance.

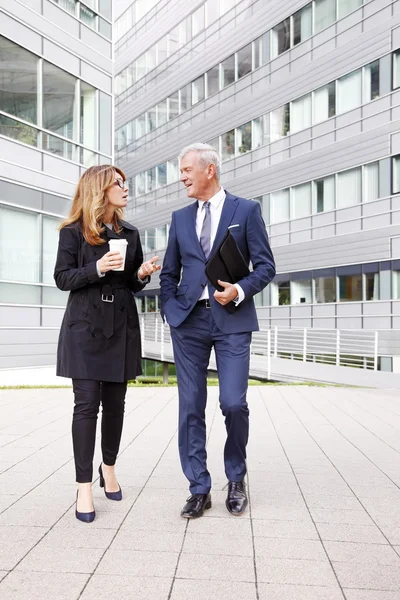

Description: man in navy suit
[160,143,275,519]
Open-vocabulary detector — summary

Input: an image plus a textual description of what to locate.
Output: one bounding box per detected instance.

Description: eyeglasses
[114,178,127,189]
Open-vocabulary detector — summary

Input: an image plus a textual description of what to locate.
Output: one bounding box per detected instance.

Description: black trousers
[72,379,127,483]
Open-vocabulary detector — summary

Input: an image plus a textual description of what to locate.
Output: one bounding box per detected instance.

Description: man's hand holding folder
[205,229,250,313]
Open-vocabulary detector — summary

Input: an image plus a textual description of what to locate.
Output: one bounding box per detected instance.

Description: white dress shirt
[196,187,245,304]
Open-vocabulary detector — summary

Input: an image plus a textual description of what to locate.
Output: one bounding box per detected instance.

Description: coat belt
[100,284,127,339]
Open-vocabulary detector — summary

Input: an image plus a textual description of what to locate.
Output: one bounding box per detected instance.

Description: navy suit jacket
[159,191,276,334]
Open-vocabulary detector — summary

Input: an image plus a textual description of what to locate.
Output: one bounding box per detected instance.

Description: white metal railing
[140,314,379,379]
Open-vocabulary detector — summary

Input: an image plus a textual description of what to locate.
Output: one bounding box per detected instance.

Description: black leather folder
[205,230,250,313]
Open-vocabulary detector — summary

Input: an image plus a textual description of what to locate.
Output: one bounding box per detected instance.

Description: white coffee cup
[108,238,128,271]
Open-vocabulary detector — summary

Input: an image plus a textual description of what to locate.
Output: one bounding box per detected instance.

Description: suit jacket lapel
[209,191,239,258]
[188,201,205,259]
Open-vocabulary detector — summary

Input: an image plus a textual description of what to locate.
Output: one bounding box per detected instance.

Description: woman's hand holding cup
[138,256,161,280]
[98,251,124,274]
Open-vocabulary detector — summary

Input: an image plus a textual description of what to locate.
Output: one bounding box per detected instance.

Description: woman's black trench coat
[54,220,148,382]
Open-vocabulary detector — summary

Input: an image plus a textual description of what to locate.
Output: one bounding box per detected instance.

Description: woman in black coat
[54,165,160,523]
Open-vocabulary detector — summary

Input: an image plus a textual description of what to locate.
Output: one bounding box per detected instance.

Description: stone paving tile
[303,494,363,510]
[324,541,400,565]
[39,527,116,550]
[258,583,344,599]
[0,571,89,600]
[310,508,375,525]
[182,531,254,557]
[0,526,48,570]
[15,545,104,574]
[176,553,255,582]
[0,571,8,582]
[256,557,337,586]
[0,507,67,527]
[254,537,327,561]
[316,523,388,544]
[343,591,400,600]
[252,519,319,540]
[96,549,178,578]
[335,562,400,590]
[110,529,184,553]
[81,575,172,600]
[170,578,257,600]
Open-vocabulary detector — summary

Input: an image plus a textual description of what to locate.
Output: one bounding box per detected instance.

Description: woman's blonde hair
[60,165,126,245]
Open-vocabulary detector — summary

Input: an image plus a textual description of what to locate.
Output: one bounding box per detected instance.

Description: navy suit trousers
[170,303,251,494]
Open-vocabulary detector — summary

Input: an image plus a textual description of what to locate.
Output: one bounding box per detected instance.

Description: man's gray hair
[178,143,221,181]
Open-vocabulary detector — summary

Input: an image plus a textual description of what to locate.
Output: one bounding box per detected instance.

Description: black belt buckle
[198,299,210,308]
[101,293,114,303]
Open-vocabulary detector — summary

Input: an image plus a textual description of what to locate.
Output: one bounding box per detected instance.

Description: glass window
[365,272,379,301]
[146,229,156,252]
[292,182,312,218]
[157,163,167,187]
[315,276,336,303]
[179,18,189,46]
[254,33,269,68]
[315,175,335,213]
[208,137,220,153]
[221,130,235,160]
[364,162,379,202]
[393,156,400,194]
[270,188,290,223]
[339,274,362,302]
[313,82,336,124]
[146,296,156,312]
[364,60,380,102]
[80,4,97,29]
[0,38,38,124]
[252,115,269,148]
[157,100,168,126]
[271,19,290,58]
[42,132,78,162]
[291,279,312,304]
[168,93,179,120]
[338,0,362,18]
[99,0,111,19]
[0,206,40,282]
[42,285,68,306]
[291,93,311,133]
[293,4,312,46]
[337,167,362,208]
[192,5,205,36]
[314,0,336,33]
[220,0,235,13]
[221,55,235,88]
[43,62,77,141]
[157,37,168,63]
[180,84,191,111]
[270,104,290,141]
[156,225,167,249]
[146,47,157,72]
[99,92,112,156]
[136,55,146,80]
[99,18,112,39]
[42,216,61,284]
[0,282,41,305]
[0,114,39,147]
[167,159,179,183]
[192,75,205,105]
[136,113,147,138]
[147,167,157,192]
[394,51,400,90]
[237,43,252,79]
[392,270,400,299]
[237,122,252,154]
[168,27,180,54]
[207,66,220,96]
[337,70,362,113]
[136,172,146,196]
[147,108,157,132]
[53,0,77,15]
[278,281,291,305]
[81,81,97,150]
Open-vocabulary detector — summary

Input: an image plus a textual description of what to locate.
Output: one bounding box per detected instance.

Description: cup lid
[109,238,128,245]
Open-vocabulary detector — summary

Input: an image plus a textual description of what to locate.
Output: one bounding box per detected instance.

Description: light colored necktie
[199,201,211,258]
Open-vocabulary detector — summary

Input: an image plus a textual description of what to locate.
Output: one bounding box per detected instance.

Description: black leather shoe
[226,480,248,516]
[180,493,211,519]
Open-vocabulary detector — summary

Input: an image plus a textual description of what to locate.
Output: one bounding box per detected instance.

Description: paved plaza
[0,385,400,599]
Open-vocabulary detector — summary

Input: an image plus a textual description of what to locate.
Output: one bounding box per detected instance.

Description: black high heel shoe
[98,464,122,501]
[75,490,95,523]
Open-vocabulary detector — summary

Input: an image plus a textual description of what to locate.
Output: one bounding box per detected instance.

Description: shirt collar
[197,187,226,210]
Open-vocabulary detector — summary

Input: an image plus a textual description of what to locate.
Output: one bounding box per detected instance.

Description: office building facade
[115,0,400,371]
[0,0,113,368]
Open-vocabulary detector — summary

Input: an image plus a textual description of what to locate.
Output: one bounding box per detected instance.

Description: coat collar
[102,219,136,240]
